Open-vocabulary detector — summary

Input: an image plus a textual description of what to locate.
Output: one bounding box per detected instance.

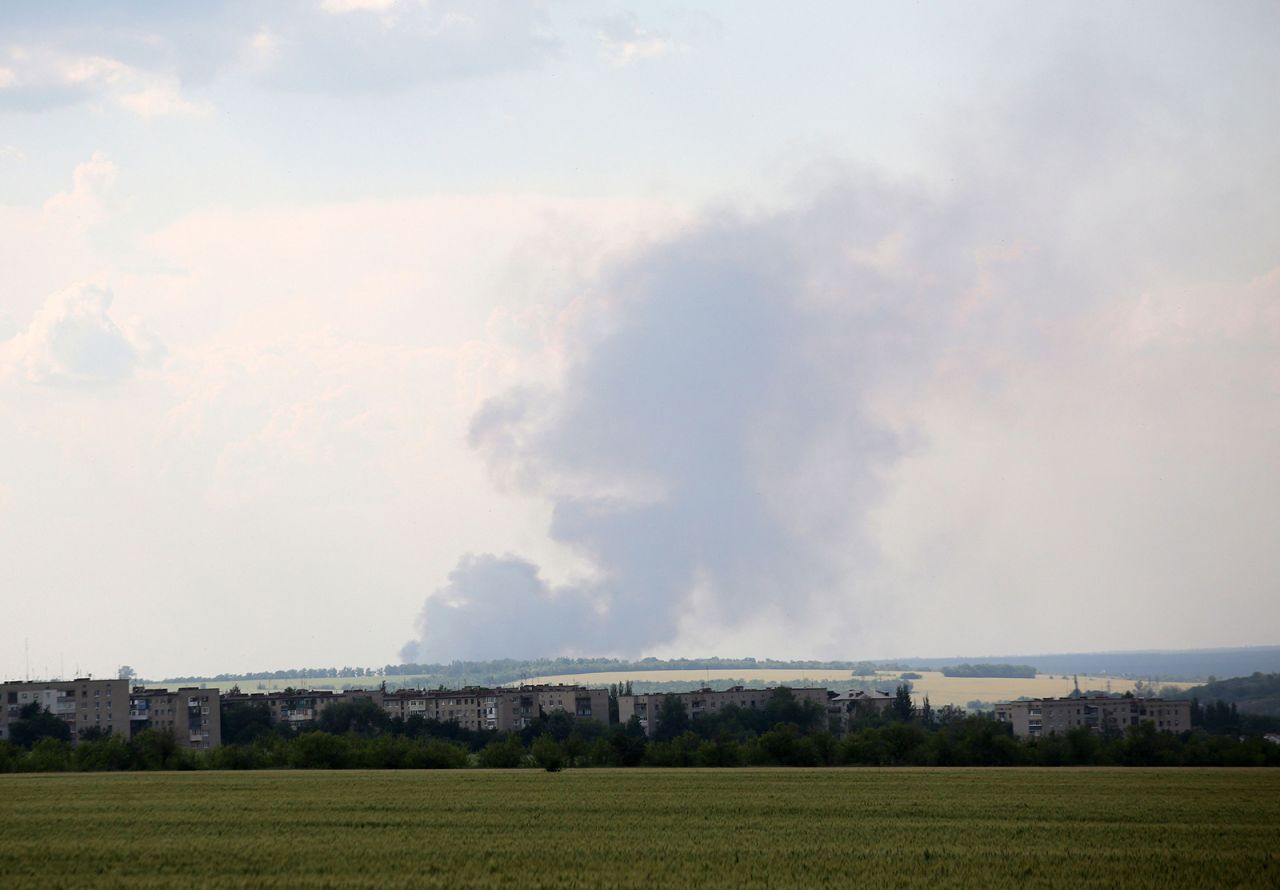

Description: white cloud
[319,0,398,13]
[41,152,116,231]
[251,1,559,91]
[116,83,206,118]
[0,284,162,386]
[0,46,208,117]
[595,14,678,66]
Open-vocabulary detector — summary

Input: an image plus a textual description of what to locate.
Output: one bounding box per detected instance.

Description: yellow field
[163,669,1192,708]
[511,669,1192,708]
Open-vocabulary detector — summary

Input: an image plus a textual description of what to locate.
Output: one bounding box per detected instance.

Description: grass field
[1,769,1275,888]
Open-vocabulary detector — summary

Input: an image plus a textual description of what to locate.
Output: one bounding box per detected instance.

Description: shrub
[531,735,563,772]
[478,735,526,769]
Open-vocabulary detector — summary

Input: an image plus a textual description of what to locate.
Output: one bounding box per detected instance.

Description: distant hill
[1174,672,1280,717]
[940,664,1036,679]
[166,657,870,690]
[162,646,1280,688]
[890,647,1280,682]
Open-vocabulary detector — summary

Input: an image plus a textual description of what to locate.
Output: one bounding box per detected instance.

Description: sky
[1,1,1277,680]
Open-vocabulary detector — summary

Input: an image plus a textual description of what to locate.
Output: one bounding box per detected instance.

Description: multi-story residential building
[222,683,609,735]
[221,689,347,729]
[993,696,1192,739]
[129,687,222,750]
[828,689,893,730]
[618,686,831,737]
[497,685,609,729]
[381,687,492,730]
[0,679,130,742]
[380,685,609,731]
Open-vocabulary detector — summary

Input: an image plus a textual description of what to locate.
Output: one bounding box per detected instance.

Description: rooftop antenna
[25,637,30,681]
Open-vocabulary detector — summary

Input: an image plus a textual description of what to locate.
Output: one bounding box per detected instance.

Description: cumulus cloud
[0,46,207,116]
[0,284,163,386]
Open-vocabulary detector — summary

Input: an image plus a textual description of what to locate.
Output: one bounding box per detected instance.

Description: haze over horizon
[2,2,1278,680]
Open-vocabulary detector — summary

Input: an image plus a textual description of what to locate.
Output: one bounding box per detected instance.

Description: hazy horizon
[2,2,1278,680]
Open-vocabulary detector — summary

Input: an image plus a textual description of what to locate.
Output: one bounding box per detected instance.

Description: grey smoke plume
[402,37,1280,663]
[401,177,977,662]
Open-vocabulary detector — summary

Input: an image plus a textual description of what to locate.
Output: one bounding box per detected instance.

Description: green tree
[25,737,70,772]
[653,694,690,742]
[73,735,131,771]
[761,687,824,732]
[317,698,389,736]
[696,734,743,767]
[221,702,274,746]
[531,734,564,771]
[561,733,587,767]
[9,704,72,749]
[287,731,352,769]
[891,684,914,722]
[130,728,180,770]
[0,740,18,773]
[478,734,526,768]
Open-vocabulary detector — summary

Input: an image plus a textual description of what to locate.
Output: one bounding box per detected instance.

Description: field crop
[1,769,1275,889]
[514,669,1189,707]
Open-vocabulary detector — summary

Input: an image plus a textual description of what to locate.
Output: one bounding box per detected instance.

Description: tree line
[2,687,1278,773]
[939,664,1037,679]
[168,656,887,688]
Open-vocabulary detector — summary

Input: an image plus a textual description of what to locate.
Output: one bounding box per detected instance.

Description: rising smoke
[400,176,985,663]
[402,43,1280,663]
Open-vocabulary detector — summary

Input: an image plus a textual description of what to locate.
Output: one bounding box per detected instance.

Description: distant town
[2,649,1278,770]
[0,673,1201,750]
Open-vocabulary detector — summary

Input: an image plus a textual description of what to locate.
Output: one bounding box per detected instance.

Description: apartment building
[219,683,608,735]
[381,685,609,731]
[221,689,347,729]
[993,696,1192,739]
[828,689,893,730]
[381,688,493,730]
[497,685,609,729]
[129,687,222,750]
[619,686,831,737]
[0,678,130,742]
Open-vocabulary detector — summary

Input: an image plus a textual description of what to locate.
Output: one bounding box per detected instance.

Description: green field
[1,769,1276,888]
